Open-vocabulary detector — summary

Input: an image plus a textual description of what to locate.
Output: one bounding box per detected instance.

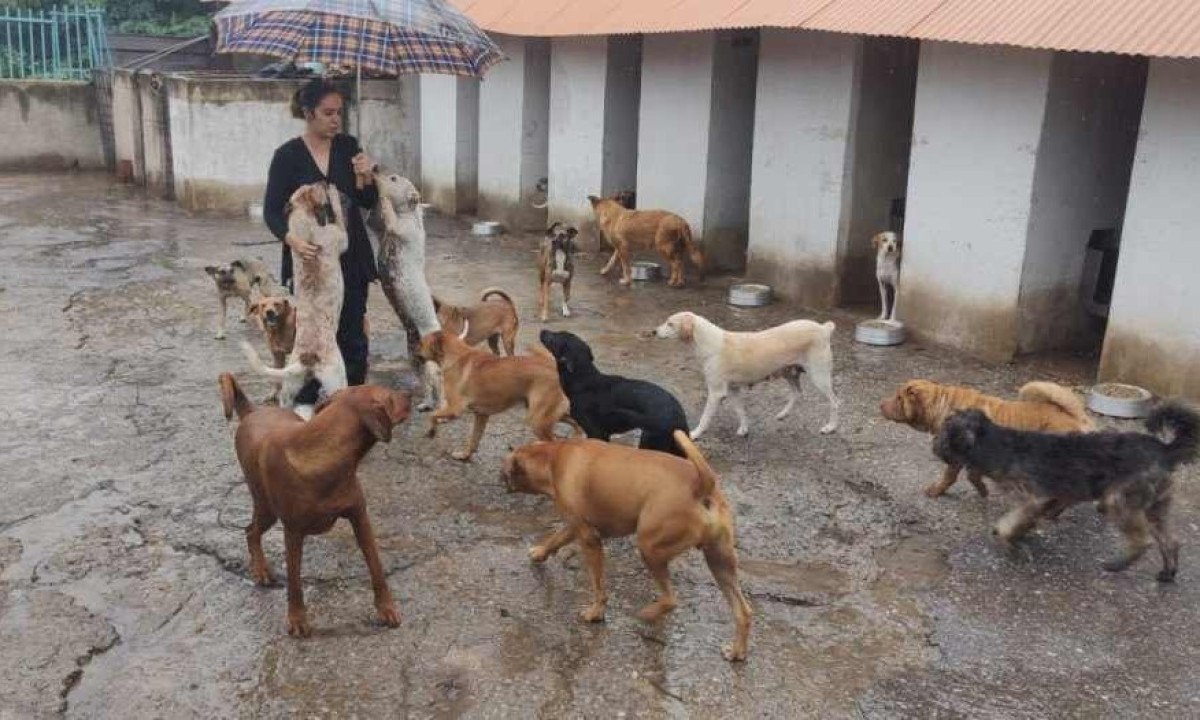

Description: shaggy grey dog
[934,403,1199,582]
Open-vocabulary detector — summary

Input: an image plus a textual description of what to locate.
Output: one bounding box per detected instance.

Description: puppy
[247,295,297,402]
[881,379,1094,498]
[205,260,255,340]
[588,195,704,287]
[933,404,1199,581]
[417,329,581,461]
[540,329,689,456]
[242,182,348,416]
[538,222,577,322]
[501,431,752,661]
[433,288,520,356]
[219,373,411,635]
[654,312,840,438]
[872,231,901,322]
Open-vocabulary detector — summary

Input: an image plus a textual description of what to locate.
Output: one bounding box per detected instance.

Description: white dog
[242,182,348,418]
[872,231,901,322]
[653,311,840,438]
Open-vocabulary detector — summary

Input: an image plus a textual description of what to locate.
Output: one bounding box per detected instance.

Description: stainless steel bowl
[855,319,906,346]
[631,261,661,281]
[1087,383,1153,418]
[728,283,772,307]
[472,220,503,236]
[247,202,264,221]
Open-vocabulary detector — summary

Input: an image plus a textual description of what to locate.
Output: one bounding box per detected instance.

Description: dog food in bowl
[855,319,907,346]
[1088,383,1153,418]
[631,261,661,281]
[728,283,772,307]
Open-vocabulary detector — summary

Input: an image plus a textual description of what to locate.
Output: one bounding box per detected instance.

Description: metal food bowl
[472,220,503,236]
[247,202,264,221]
[630,261,661,281]
[728,283,773,307]
[855,319,907,346]
[1087,383,1153,418]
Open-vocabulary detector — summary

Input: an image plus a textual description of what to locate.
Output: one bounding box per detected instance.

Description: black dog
[934,403,1199,581]
[539,330,689,456]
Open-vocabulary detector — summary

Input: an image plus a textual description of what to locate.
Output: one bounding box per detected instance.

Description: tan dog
[248,295,297,402]
[417,329,581,461]
[501,431,752,661]
[433,288,519,356]
[219,374,411,637]
[880,379,1094,498]
[588,195,704,287]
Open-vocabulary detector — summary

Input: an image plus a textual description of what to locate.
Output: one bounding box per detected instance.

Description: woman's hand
[285,232,320,262]
[352,152,374,185]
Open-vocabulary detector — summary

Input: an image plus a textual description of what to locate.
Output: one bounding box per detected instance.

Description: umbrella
[213,0,503,133]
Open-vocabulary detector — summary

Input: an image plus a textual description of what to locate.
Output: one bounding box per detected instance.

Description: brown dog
[538,222,577,322]
[501,430,752,661]
[433,288,519,355]
[880,379,1094,498]
[588,195,705,287]
[417,330,581,461]
[248,296,297,402]
[218,373,411,637]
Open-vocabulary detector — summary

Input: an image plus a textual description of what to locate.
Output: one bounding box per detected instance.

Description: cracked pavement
[1,173,1199,718]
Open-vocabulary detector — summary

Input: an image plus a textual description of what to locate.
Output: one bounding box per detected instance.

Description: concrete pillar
[637,30,758,272]
[547,36,641,243]
[111,69,144,183]
[360,76,420,182]
[1100,59,1200,398]
[478,35,550,232]
[419,74,479,215]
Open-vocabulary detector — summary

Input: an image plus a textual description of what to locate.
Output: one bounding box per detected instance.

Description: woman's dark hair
[290,78,346,120]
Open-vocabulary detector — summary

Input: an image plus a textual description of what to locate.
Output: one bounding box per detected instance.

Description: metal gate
[0,5,110,79]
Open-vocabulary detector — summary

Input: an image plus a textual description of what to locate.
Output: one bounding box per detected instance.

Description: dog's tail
[677,223,705,280]
[218,372,253,421]
[1017,381,1095,430]
[480,287,516,309]
[1147,402,1200,469]
[241,341,305,381]
[673,430,717,499]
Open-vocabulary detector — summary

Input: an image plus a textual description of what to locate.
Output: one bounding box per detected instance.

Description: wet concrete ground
[1,172,1199,719]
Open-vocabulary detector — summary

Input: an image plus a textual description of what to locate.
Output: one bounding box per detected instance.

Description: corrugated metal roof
[451,0,1200,58]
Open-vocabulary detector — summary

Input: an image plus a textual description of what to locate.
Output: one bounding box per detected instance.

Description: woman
[263,78,377,401]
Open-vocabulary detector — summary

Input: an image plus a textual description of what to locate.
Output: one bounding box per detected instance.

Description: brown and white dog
[433,289,520,356]
[654,312,840,438]
[588,195,704,287]
[872,231,901,322]
[538,222,577,322]
[248,295,297,402]
[501,431,752,661]
[242,182,347,417]
[205,260,255,340]
[417,329,582,461]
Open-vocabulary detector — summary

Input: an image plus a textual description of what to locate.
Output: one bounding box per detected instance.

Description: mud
[2,173,1199,718]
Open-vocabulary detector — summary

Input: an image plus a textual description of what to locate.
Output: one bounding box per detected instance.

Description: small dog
[501,431,752,661]
[417,329,582,461]
[433,289,520,356]
[588,195,704,287]
[540,329,689,456]
[881,379,1094,498]
[219,373,412,635]
[872,231,901,322]
[933,404,1199,581]
[242,182,347,416]
[654,312,840,438]
[538,222,577,322]
[205,260,255,340]
[247,295,297,402]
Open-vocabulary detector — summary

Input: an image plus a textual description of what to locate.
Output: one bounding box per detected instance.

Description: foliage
[4,0,212,36]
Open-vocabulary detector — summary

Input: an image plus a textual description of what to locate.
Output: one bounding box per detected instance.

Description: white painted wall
[420,74,479,214]
[898,42,1054,360]
[360,77,420,182]
[137,73,171,199]
[1101,58,1200,398]
[111,70,143,181]
[0,81,105,171]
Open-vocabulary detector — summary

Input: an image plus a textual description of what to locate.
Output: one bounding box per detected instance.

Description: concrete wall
[359,77,420,182]
[899,43,1054,360]
[1016,53,1147,353]
[111,70,144,182]
[1100,59,1200,398]
[478,35,550,232]
[0,81,105,171]
[419,74,479,215]
[137,72,173,199]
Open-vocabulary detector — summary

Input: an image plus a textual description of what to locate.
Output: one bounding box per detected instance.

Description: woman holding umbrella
[263,78,377,399]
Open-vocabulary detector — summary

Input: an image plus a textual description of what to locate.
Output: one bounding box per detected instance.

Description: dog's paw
[636,601,676,623]
[214,331,226,340]
[416,400,434,413]
[819,422,838,435]
[425,424,438,438]
[736,426,749,438]
[619,278,632,287]
[528,546,550,563]
[1157,568,1177,583]
[923,483,946,499]
[451,450,473,462]
[580,604,606,623]
[721,643,748,662]
[1102,557,1133,573]
[377,603,402,628]
[561,305,571,318]
[239,317,247,324]
[539,314,549,323]
[688,428,704,440]
[251,564,275,586]
[286,613,312,638]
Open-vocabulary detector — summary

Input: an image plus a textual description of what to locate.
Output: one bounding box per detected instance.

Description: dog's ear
[545,222,561,236]
[587,195,600,207]
[204,265,219,276]
[432,296,443,312]
[566,226,578,239]
[679,314,695,342]
[247,302,262,317]
[231,260,246,271]
[387,391,412,425]
[362,405,394,443]
[871,233,883,250]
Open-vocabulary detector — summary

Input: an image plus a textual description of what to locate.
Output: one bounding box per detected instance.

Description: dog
[205,260,256,340]
[370,169,443,411]
[417,328,582,461]
[433,289,520,356]
[501,431,752,661]
[588,195,704,287]
[218,373,412,635]
[933,403,1199,582]
[242,182,347,417]
[538,222,577,322]
[654,312,840,438]
[540,329,689,456]
[872,231,901,322]
[881,379,1094,498]
[247,295,297,402]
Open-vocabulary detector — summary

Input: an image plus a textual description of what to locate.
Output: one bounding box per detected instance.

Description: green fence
[0,4,111,79]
